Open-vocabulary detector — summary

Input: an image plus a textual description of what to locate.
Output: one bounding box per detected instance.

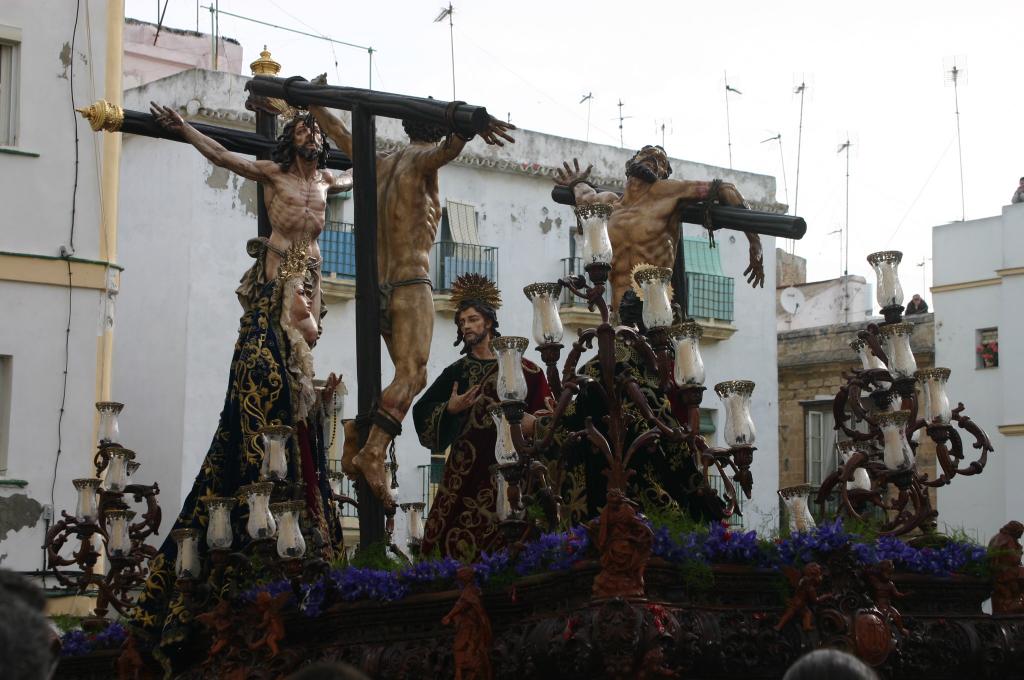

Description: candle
[489,406,519,464]
[493,467,511,521]
[575,204,614,265]
[492,337,529,401]
[837,440,872,491]
[105,509,135,558]
[259,425,293,481]
[867,251,905,309]
[916,367,952,425]
[879,323,918,379]
[103,448,134,492]
[271,501,307,559]
[671,322,705,385]
[524,283,564,345]
[95,401,124,445]
[206,497,236,550]
[714,380,756,447]
[778,485,816,533]
[850,338,886,371]
[877,410,915,469]
[73,478,101,521]
[634,266,674,330]
[241,482,277,540]
[172,528,201,579]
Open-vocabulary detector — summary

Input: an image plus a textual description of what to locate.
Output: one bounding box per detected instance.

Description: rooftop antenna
[760,133,789,207]
[827,228,843,282]
[916,257,931,302]
[434,4,456,99]
[944,57,968,221]
[580,92,593,142]
[724,72,742,169]
[655,118,673,150]
[837,136,853,322]
[792,78,808,254]
[612,99,633,148]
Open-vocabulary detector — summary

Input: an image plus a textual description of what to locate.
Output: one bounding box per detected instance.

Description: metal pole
[952,66,966,221]
[447,4,456,100]
[792,81,806,254]
[350,105,386,547]
[724,72,733,169]
[368,48,373,89]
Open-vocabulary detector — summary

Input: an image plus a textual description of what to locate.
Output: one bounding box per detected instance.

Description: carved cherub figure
[590,488,654,599]
[988,521,1024,614]
[442,566,493,680]
[775,562,832,632]
[865,559,909,634]
[249,590,291,657]
[195,599,237,659]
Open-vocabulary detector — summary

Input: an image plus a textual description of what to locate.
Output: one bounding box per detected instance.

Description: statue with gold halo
[553,147,765,314]
[310,85,515,506]
[412,275,551,558]
[128,240,343,674]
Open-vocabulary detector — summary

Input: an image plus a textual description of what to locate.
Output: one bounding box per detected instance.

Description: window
[977,328,998,369]
[0,26,21,146]
[0,355,11,476]
[805,406,837,486]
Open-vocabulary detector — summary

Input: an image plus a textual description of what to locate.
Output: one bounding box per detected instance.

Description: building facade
[932,202,1024,541]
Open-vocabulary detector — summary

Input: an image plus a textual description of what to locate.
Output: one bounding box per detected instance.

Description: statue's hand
[743,234,765,288]
[553,158,593,187]
[149,102,185,134]
[480,116,516,147]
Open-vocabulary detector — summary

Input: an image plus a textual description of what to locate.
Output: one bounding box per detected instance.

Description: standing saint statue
[126,105,350,674]
[553,146,765,314]
[412,274,551,558]
[310,91,515,506]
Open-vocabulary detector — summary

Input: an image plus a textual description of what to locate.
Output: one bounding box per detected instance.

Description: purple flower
[59,622,127,657]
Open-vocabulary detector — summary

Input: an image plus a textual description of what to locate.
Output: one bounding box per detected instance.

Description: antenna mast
[434,4,456,99]
[613,99,632,148]
[724,72,742,168]
[580,92,593,142]
[792,79,807,254]
[837,136,852,322]
[945,58,967,221]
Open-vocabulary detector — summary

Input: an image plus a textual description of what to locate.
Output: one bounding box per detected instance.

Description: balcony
[418,456,446,515]
[430,240,498,313]
[320,220,356,301]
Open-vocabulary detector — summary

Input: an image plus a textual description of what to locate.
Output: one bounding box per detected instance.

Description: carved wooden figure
[988,520,1024,614]
[442,566,493,680]
[865,559,909,634]
[775,562,832,632]
[591,489,654,599]
[249,591,291,658]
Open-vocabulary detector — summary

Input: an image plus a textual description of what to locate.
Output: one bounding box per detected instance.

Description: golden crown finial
[76,100,125,133]
[449,273,502,311]
[276,239,310,283]
[250,46,281,76]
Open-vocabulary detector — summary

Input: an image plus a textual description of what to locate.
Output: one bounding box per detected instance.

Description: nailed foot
[354,444,395,508]
[341,420,359,478]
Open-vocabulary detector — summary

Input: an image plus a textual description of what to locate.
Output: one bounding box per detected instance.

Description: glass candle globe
[105,509,135,559]
[837,440,872,491]
[878,323,918,379]
[327,470,345,497]
[241,482,277,541]
[259,425,293,481]
[778,485,816,534]
[403,502,426,543]
[73,478,102,522]
[916,367,952,425]
[489,406,519,464]
[523,283,564,345]
[205,497,236,551]
[715,380,756,447]
[95,401,124,445]
[493,466,511,521]
[671,322,705,386]
[171,528,201,579]
[271,501,307,560]
[877,410,915,470]
[867,251,904,309]
[492,337,529,401]
[103,448,134,493]
[634,266,674,330]
[575,203,614,266]
[850,338,886,371]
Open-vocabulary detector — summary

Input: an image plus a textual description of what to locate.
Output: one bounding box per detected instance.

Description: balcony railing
[708,472,744,527]
[321,220,356,279]
[430,241,498,292]
[327,459,359,517]
[558,259,733,322]
[418,457,446,515]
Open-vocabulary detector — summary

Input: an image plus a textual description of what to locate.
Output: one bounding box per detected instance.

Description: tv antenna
[944,57,968,221]
[612,99,633,148]
[724,72,742,168]
[792,78,808,254]
[434,4,456,99]
[837,137,853,322]
[655,118,673,150]
[760,133,789,207]
[580,92,593,142]
[827,228,843,282]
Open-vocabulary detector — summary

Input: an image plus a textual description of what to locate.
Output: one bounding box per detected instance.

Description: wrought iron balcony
[321,220,356,279]
[430,240,498,291]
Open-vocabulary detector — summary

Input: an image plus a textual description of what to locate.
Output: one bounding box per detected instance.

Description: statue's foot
[353,444,395,508]
[341,420,360,478]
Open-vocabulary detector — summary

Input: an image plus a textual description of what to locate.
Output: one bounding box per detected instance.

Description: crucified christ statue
[149,103,353,328]
[310,93,515,506]
[554,145,765,314]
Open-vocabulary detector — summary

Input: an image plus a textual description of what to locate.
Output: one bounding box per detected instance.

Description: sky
[127,0,1024,300]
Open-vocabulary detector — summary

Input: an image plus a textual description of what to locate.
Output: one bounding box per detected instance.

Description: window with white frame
[805,405,838,486]
[0,26,21,147]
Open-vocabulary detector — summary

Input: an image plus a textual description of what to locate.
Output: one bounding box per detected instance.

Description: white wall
[116,69,782,541]
[933,204,1024,542]
[777,276,873,332]
[0,0,110,573]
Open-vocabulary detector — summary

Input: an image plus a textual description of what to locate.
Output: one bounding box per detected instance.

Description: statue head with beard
[625,145,672,183]
[272,111,331,171]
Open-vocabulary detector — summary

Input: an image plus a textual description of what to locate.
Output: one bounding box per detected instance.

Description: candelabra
[816,250,993,537]
[43,402,162,629]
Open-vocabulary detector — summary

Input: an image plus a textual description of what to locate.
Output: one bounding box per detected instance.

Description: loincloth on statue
[378,277,432,337]
[237,237,327,324]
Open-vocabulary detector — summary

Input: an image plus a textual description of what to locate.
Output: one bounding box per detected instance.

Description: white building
[0,1,119,576]
[932,203,1024,541]
[115,65,786,537]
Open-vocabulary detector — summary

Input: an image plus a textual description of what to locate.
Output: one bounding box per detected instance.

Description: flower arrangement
[977,340,998,367]
[60,622,127,657]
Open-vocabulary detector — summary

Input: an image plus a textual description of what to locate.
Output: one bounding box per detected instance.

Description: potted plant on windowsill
[977,340,998,368]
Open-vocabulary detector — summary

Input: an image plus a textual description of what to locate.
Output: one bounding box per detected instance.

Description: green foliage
[640,500,708,539]
[50,614,84,633]
[350,541,401,571]
[678,559,714,594]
